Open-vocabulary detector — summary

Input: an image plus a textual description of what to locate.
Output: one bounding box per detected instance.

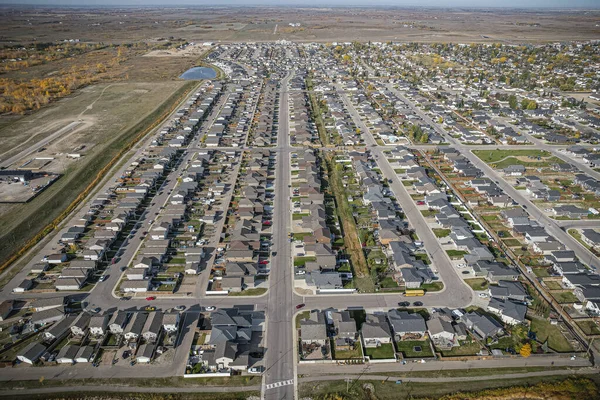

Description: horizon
[1,0,600,10]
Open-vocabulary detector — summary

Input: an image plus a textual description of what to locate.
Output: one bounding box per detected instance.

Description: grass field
[473,149,551,163]
[446,250,469,259]
[529,317,574,352]
[464,278,488,291]
[299,376,598,400]
[228,288,267,296]
[440,340,483,357]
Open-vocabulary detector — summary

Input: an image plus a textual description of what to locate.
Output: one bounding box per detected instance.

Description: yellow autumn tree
[520,343,532,358]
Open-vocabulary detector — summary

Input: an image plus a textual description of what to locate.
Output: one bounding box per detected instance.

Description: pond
[179,66,217,80]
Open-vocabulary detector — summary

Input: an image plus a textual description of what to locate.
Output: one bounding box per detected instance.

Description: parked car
[145,306,156,311]
[205,306,216,311]
[146,296,156,301]
[413,301,423,307]
[174,305,186,311]
[398,301,410,307]
[295,303,305,309]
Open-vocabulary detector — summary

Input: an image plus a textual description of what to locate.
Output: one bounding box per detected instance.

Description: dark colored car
[413,301,423,307]
[295,303,305,309]
[398,301,410,307]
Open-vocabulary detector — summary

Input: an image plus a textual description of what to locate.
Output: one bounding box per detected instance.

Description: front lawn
[422,282,444,292]
[228,288,267,296]
[294,256,316,267]
[464,278,488,291]
[446,250,469,259]
[433,228,451,238]
[396,339,434,358]
[364,343,395,360]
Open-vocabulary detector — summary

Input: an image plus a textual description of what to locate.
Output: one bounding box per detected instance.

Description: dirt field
[1,7,597,46]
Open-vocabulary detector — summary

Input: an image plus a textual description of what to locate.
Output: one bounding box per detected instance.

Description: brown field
[0,7,598,45]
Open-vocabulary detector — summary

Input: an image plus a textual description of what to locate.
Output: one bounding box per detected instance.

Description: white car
[478,292,489,298]
[205,306,216,311]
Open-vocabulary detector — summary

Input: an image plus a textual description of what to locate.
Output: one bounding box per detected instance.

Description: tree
[508,94,518,109]
[520,343,532,358]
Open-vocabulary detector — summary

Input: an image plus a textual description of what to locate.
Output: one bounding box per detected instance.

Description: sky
[0,0,599,8]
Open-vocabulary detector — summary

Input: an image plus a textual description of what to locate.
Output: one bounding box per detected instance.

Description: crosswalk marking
[265,379,294,390]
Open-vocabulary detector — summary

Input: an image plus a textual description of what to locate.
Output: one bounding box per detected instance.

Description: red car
[146,296,156,301]
[416,201,425,205]
[295,303,305,309]
[259,260,269,265]
[262,220,272,226]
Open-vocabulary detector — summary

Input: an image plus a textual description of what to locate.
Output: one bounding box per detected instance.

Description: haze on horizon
[1,0,599,8]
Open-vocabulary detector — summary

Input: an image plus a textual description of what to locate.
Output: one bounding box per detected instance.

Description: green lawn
[551,291,579,304]
[503,239,522,247]
[576,320,600,336]
[364,343,396,360]
[464,278,488,291]
[481,214,498,221]
[446,250,469,259]
[380,277,399,288]
[228,288,267,296]
[331,341,363,360]
[433,228,451,238]
[295,311,310,329]
[421,210,439,217]
[473,149,551,163]
[294,256,316,267]
[396,339,434,358]
[529,318,574,352]
[422,282,444,292]
[292,213,309,220]
[543,280,563,290]
[440,340,483,357]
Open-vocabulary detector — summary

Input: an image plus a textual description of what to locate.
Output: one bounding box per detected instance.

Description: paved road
[336,84,474,308]
[384,83,600,269]
[263,71,296,400]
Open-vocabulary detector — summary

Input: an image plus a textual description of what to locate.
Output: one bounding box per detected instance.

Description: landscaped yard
[294,256,316,267]
[433,228,451,238]
[529,318,574,352]
[551,291,579,304]
[439,339,483,357]
[422,282,444,292]
[331,341,363,359]
[464,278,488,291]
[396,339,434,358]
[446,250,469,259]
[380,277,399,288]
[421,210,439,217]
[576,320,600,336]
[364,343,396,360]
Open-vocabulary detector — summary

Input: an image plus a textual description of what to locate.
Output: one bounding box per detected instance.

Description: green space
[446,250,469,259]
[576,320,600,336]
[543,280,563,290]
[331,341,363,359]
[464,278,488,291]
[295,311,310,329]
[439,339,483,357]
[481,214,498,221]
[433,228,451,238]
[473,149,551,163]
[228,288,267,296]
[364,343,395,359]
[380,277,399,288]
[503,239,522,247]
[529,317,574,352]
[300,375,598,400]
[420,210,438,217]
[293,256,316,267]
[551,291,579,304]
[422,282,444,292]
[395,339,434,358]
[292,213,309,220]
